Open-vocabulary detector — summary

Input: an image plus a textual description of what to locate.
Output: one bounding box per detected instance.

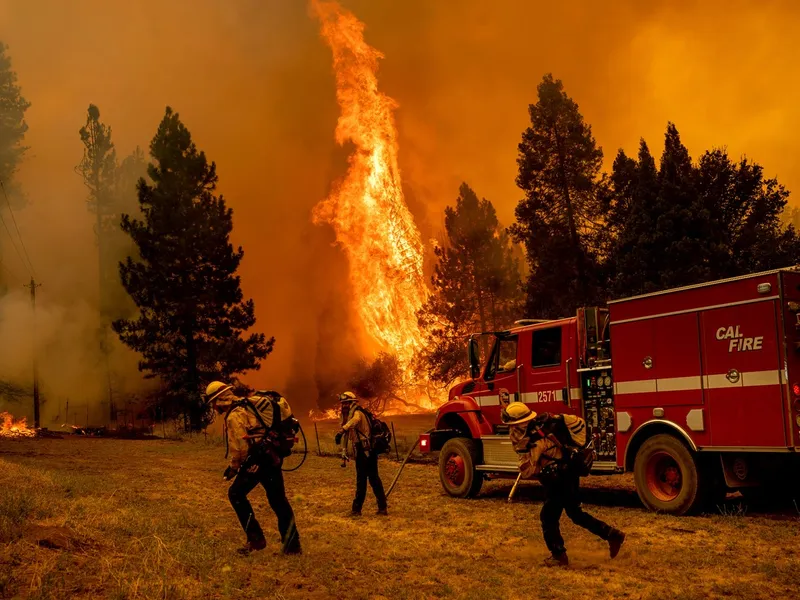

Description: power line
[0,179,36,278]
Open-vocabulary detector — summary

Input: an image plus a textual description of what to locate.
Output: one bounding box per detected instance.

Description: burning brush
[1,412,37,439]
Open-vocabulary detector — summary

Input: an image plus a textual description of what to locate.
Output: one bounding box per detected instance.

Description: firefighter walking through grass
[502,402,625,566]
[206,381,301,555]
[335,391,388,517]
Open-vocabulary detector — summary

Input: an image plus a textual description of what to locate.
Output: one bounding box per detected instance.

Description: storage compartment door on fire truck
[476,333,521,423]
[521,324,579,414]
[612,313,704,408]
[700,301,787,448]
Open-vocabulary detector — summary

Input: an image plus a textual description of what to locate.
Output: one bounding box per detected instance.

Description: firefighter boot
[237,534,267,555]
[608,529,626,559]
[543,552,569,567]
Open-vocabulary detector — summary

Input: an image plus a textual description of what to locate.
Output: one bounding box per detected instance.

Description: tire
[633,434,702,515]
[439,438,483,498]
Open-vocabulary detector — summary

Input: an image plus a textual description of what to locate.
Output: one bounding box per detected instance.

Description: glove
[335,431,343,445]
[223,466,238,481]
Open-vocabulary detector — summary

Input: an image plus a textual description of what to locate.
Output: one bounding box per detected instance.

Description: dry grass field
[1,429,799,600]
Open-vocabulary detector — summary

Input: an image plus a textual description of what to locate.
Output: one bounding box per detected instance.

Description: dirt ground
[1,436,799,600]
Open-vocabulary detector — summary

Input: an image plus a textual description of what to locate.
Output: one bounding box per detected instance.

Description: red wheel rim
[444,453,465,487]
[645,451,682,502]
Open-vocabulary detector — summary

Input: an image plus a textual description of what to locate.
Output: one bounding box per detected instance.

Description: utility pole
[25,277,42,428]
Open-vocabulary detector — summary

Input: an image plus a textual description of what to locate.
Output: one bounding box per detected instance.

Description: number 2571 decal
[534,390,557,403]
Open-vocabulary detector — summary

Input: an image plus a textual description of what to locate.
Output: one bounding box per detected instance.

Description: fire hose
[282,423,308,472]
[385,438,420,498]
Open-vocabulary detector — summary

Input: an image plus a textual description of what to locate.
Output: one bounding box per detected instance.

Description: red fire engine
[419,268,800,514]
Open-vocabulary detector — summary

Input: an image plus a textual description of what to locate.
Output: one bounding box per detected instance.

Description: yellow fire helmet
[205,381,233,404]
[501,402,538,426]
[338,391,357,403]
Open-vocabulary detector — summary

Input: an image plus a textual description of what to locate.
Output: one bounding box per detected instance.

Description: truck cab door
[476,334,520,424]
[524,324,579,415]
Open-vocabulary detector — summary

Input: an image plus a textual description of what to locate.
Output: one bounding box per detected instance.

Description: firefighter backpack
[246,391,301,458]
[357,407,392,455]
[559,414,595,476]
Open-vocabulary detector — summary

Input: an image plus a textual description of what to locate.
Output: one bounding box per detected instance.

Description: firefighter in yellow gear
[503,402,625,566]
[205,381,301,555]
[335,391,388,516]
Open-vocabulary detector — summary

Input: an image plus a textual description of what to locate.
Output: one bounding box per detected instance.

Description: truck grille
[480,437,518,467]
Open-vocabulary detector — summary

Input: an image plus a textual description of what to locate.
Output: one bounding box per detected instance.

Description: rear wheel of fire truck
[439,438,483,498]
[634,434,702,515]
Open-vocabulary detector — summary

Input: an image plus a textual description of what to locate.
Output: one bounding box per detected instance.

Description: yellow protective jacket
[341,403,371,456]
[224,395,292,470]
[510,414,586,478]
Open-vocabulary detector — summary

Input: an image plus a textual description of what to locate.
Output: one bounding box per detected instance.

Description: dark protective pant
[228,460,300,551]
[352,449,387,513]
[540,469,612,556]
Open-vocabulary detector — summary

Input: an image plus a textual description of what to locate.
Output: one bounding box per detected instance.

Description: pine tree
[77,108,148,422]
[0,42,30,201]
[113,107,273,429]
[112,147,147,317]
[511,74,607,318]
[0,42,30,294]
[653,124,714,289]
[77,105,118,319]
[608,140,663,296]
[417,183,521,385]
[608,124,799,298]
[698,148,800,275]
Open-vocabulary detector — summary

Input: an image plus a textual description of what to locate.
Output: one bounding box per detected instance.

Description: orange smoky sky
[2,0,799,407]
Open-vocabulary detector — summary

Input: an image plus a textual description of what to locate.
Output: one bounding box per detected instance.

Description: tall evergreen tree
[77,105,118,320]
[112,147,148,317]
[511,74,607,318]
[609,124,800,297]
[0,42,30,295]
[654,124,714,288]
[0,42,30,202]
[77,107,148,421]
[417,183,521,384]
[698,148,800,275]
[608,140,666,296]
[113,107,272,429]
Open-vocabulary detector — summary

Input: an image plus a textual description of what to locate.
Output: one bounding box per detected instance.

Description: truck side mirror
[468,338,481,380]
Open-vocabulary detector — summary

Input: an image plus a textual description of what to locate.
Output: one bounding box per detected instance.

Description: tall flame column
[312,0,428,365]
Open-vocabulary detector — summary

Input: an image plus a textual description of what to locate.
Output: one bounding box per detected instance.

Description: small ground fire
[0,412,36,438]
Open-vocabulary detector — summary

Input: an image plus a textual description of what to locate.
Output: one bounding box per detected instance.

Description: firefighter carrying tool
[335,391,388,517]
[503,402,625,567]
[206,381,301,555]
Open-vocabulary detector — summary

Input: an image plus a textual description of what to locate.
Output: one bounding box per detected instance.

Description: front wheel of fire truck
[634,434,703,515]
[439,438,483,498]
